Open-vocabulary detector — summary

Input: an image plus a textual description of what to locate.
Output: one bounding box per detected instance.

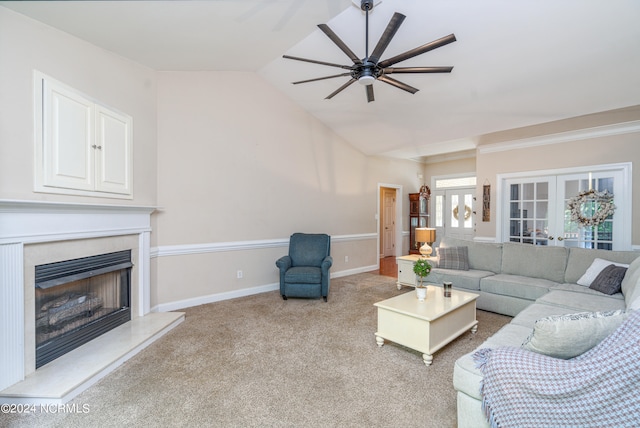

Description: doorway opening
[378,184,402,275]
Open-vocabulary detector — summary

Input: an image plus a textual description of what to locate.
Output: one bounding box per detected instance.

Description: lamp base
[419,243,433,257]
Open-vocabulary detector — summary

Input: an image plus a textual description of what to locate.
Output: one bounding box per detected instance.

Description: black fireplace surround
[35,250,132,368]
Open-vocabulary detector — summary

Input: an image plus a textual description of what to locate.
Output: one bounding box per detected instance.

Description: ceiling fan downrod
[359,0,375,86]
[361,0,373,59]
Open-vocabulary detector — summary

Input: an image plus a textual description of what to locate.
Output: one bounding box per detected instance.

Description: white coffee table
[374,286,479,366]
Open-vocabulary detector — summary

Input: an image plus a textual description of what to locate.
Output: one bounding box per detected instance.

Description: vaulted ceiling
[3,0,640,161]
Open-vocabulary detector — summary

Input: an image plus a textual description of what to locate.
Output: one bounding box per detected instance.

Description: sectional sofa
[428,237,640,427]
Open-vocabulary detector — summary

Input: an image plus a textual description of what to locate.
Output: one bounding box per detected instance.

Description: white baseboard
[152,265,379,312]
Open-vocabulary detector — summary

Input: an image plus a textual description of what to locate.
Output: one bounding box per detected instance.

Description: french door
[502,166,630,250]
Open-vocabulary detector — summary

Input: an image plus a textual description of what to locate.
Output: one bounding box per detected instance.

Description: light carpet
[3,273,510,428]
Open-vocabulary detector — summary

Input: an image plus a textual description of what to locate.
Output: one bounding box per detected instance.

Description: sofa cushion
[565,247,640,284]
[453,324,532,399]
[576,257,629,286]
[536,290,626,312]
[429,268,494,291]
[436,246,469,270]
[480,274,556,301]
[589,264,627,295]
[439,237,502,273]
[555,283,624,300]
[500,242,568,283]
[511,303,579,329]
[521,310,628,359]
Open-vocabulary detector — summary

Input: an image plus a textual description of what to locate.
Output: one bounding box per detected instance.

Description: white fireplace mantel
[0,199,158,393]
[0,199,157,244]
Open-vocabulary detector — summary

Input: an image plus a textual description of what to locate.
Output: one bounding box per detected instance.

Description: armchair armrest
[276,255,292,272]
[322,255,333,272]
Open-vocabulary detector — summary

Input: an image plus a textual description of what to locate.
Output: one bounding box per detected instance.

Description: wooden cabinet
[409,192,429,254]
[36,73,133,198]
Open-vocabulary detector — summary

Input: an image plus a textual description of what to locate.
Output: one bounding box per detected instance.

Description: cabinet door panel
[96,107,132,195]
[44,83,94,191]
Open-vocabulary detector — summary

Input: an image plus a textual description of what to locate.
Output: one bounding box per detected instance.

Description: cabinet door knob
[92,145,102,150]
[557,236,564,241]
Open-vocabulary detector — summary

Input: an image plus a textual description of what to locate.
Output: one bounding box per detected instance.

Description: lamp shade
[415,227,436,244]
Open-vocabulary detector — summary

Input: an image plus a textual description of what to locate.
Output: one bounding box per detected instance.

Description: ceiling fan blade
[318,24,363,65]
[366,85,375,103]
[383,66,454,74]
[325,78,357,99]
[292,73,352,85]
[283,55,352,70]
[377,34,457,68]
[377,75,419,94]
[368,12,406,65]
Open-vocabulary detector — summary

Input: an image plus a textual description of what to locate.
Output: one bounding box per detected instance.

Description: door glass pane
[536,182,548,199]
[562,175,615,249]
[435,195,443,227]
[510,184,519,200]
[522,183,535,200]
[464,194,473,228]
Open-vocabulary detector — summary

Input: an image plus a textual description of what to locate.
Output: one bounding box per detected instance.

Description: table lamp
[415,227,436,257]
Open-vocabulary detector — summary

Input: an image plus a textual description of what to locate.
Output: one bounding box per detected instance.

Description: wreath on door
[453,205,472,220]
[567,189,615,227]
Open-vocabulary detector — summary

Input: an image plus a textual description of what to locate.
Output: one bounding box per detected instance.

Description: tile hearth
[0,311,184,404]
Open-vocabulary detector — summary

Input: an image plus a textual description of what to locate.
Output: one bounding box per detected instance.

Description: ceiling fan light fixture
[358,74,376,86]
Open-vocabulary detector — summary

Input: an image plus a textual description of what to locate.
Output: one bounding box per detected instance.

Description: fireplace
[35,250,132,368]
[1,200,184,403]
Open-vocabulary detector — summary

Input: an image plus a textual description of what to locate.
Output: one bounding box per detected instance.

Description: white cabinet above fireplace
[34,72,133,199]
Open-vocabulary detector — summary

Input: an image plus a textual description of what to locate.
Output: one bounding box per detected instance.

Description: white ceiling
[3,0,640,160]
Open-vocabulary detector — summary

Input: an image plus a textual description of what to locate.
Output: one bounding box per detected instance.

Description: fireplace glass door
[35,250,132,368]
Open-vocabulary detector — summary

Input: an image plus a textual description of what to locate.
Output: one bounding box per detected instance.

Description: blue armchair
[276,233,333,301]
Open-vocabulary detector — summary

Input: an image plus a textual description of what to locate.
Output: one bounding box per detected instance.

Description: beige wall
[0,7,158,206]
[154,71,424,308]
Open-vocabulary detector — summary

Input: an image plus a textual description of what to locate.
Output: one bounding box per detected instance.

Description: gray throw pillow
[590,264,627,295]
[437,246,469,271]
[521,310,627,359]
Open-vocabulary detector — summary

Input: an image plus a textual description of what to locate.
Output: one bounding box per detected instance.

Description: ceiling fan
[283,0,456,103]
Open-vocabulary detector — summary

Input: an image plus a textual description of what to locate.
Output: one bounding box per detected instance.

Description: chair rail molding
[152,233,378,258]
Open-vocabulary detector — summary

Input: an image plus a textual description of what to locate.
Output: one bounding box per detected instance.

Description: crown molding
[478,120,640,154]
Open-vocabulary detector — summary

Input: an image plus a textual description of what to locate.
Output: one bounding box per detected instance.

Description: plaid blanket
[473,310,640,428]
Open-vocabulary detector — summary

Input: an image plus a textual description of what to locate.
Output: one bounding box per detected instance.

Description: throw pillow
[589,264,627,295]
[577,258,629,286]
[437,246,469,271]
[521,310,628,359]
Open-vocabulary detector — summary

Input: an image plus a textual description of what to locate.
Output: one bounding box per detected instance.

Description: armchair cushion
[285,266,322,284]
